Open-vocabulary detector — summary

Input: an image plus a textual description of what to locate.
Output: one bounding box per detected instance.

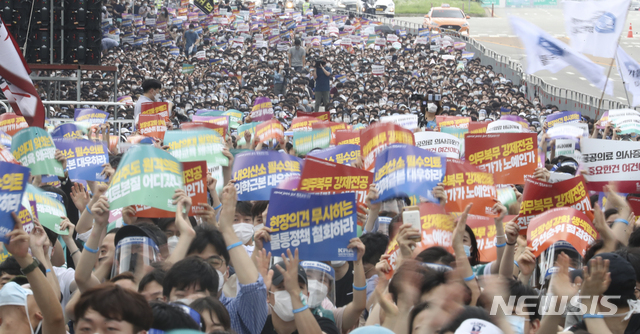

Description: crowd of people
[2,0,640,334]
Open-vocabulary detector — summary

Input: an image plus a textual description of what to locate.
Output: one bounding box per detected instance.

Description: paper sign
[487,120,522,133]
[436,116,470,131]
[141,102,170,122]
[74,108,109,124]
[232,151,302,201]
[297,111,330,121]
[465,133,538,185]
[180,122,226,138]
[51,124,84,139]
[265,189,357,261]
[581,138,640,192]
[517,175,592,234]
[255,119,284,143]
[106,145,184,212]
[443,158,497,217]
[293,129,331,155]
[138,114,167,140]
[250,97,275,121]
[54,139,109,182]
[414,132,460,159]
[545,111,581,128]
[380,114,418,130]
[527,207,597,257]
[467,215,498,262]
[11,127,64,176]
[135,161,208,217]
[372,144,446,203]
[165,129,228,167]
[0,114,29,136]
[335,129,360,145]
[361,123,415,171]
[291,116,321,132]
[468,122,489,134]
[0,162,29,243]
[307,144,360,166]
[26,184,68,235]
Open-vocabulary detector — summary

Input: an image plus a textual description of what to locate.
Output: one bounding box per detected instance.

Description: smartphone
[435,94,442,101]
[403,207,421,242]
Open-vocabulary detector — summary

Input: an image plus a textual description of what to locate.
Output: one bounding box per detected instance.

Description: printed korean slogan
[180,122,226,138]
[265,189,357,261]
[517,175,591,234]
[293,129,331,155]
[311,121,348,144]
[141,102,170,122]
[442,158,496,217]
[297,111,330,121]
[74,108,109,124]
[54,139,109,182]
[527,207,597,257]
[468,122,488,134]
[191,115,230,130]
[384,203,454,278]
[237,122,260,145]
[51,124,84,139]
[299,156,372,220]
[291,117,321,132]
[250,97,274,121]
[361,122,415,171]
[467,215,498,262]
[224,110,243,129]
[12,127,64,177]
[545,111,581,128]
[414,132,461,159]
[136,161,208,218]
[26,184,68,235]
[138,114,167,140]
[581,138,640,192]
[372,144,446,203]
[436,116,470,131]
[306,144,360,166]
[232,151,302,201]
[335,129,360,145]
[380,114,418,130]
[465,133,538,184]
[255,119,284,143]
[0,162,29,243]
[486,120,522,133]
[106,145,184,212]
[0,131,11,148]
[165,129,228,167]
[0,113,28,136]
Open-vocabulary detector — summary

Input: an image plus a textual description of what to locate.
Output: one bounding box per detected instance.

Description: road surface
[397,7,640,105]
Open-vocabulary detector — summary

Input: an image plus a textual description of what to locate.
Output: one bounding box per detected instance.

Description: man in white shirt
[134,79,162,121]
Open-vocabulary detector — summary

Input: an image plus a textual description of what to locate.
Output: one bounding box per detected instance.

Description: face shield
[112,236,159,277]
[300,261,336,309]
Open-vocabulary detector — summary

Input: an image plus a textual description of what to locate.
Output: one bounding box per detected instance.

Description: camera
[315,59,326,68]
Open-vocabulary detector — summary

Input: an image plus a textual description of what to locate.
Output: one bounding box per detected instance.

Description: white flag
[615,46,640,106]
[509,17,613,96]
[563,0,630,58]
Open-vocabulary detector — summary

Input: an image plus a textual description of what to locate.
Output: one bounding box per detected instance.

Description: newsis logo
[338,248,355,258]
[490,295,619,316]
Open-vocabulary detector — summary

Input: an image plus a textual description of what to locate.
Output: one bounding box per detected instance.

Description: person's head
[141,79,162,96]
[0,282,42,333]
[74,284,153,334]
[268,261,308,322]
[251,201,269,227]
[190,296,232,333]
[360,232,389,277]
[604,208,620,227]
[0,257,24,289]
[294,38,301,46]
[463,225,480,266]
[138,269,166,302]
[149,301,201,332]
[587,252,637,307]
[110,272,137,292]
[503,279,541,334]
[187,225,230,285]
[163,256,219,302]
[415,247,455,267]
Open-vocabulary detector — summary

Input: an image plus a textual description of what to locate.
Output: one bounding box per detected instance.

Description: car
[362,0,395,17]
[423,4,470,35]
[337,0,362,12]
[309,0,339,12]
[631,1,640,10]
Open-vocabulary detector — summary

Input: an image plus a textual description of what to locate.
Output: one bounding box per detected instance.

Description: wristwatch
[20,258,41,275]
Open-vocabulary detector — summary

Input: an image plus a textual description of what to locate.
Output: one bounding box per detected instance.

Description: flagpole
[615,53,633,107]
[595,10,630,117]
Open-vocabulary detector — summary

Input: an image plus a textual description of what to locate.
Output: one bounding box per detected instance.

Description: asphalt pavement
[397,8,640,104]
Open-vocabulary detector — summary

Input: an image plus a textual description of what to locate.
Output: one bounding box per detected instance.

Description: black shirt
[335,261,354,308]
[261,314,340,334]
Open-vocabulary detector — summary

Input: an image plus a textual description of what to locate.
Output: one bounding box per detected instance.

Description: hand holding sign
[4,212,29,259]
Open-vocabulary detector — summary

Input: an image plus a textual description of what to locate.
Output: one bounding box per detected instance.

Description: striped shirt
[220,274,268,334]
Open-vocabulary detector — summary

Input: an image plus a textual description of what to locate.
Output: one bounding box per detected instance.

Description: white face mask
[270,290,295,321]
[167,236,179,254]
[504,315,526,334]
[330,261,346,268]
[233,223,254,245]
[253,223,265,233]
[307,279,328,308]
[216,269,226,292]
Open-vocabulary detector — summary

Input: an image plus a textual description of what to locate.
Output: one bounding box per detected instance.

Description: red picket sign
[527,207,598,257]
[443,158,497,217]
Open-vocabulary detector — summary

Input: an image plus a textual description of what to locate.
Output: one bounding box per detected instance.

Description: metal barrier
[333,9,635,119]
[48,118,135,142]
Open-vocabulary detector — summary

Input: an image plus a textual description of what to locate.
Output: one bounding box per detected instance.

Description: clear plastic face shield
[301,261,336,309]
[112,236,159,277]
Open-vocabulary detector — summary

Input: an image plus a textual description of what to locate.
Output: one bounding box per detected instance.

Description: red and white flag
[0,18,45,128]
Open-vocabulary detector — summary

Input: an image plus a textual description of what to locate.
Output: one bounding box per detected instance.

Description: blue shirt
[315,65,332,92]
[220,274,268,334]
[184,30,199,48]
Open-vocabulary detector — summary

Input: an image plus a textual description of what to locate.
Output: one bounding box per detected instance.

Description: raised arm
[74,196,110,293]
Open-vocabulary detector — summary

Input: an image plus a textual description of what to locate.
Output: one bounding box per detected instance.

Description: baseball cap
[454,319,503,334]
[270,261,307,287]
[590,253,636,301]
